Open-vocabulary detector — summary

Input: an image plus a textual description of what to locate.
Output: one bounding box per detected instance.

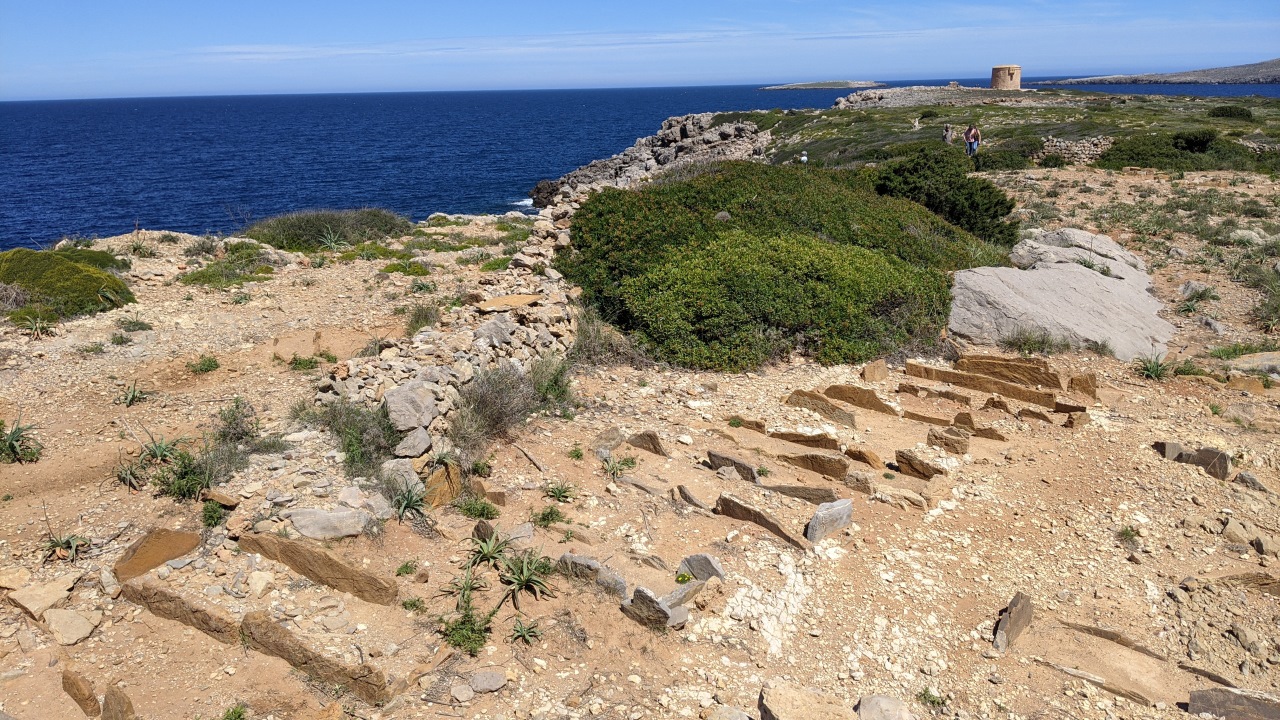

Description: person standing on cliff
[943,124,955,144]
[964,124,981,156]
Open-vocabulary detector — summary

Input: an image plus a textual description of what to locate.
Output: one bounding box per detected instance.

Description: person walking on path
[963,124,982,156]
[943,124,955,144]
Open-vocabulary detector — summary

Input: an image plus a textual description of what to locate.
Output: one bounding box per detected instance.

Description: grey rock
[450,684,475,703]
[950,228,1173,361]
[508,523,535,544]
[363,493,394,521]
[1186,447,1232,480]
[281,508,373,540]
[993,592,1034,652]
[470,669,507,693]
[1180,280,1212,299]
[1152,441,1183,460]
[660,580,706,608]
[927,425,970,454]
[383,380,439,432]
[1222,519,1252,544]
[380,459,423,492]
[99,568,121,599]
[805,499,854,543]
[856,695,916,720]
[474,316,518,347]
[707,450,759,483]
[44,609,98,645]
[760,682,856,719]
[393,427,432,458]
[678,553,725,581]
[1233,471,1272,494]
[621,586,688,629]
[590,427,627,460]
[627,430,669,457]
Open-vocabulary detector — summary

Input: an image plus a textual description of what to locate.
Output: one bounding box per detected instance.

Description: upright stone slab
[785,389,858,427]
[627,430,669,457]
[707,450,759,483]
[1187,687,1280,720]
[677,553,725,581]
[122,579,241,645]
[241,611,393,705]
[778,452,849,479]
[805,499,853,542]
[62,669,100,717]
[714,493,810,551]
[621,586,688,629]
[993,592,1034,652]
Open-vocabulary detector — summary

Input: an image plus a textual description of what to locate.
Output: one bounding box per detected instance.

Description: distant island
[761,80,887,90]
[1030,57,1280,85]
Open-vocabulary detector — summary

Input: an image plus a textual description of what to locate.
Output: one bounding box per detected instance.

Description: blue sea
[2,79,1278,250]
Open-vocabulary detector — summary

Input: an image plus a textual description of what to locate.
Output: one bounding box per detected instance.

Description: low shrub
[973,149,1030,171]
[188,355,220,374]
[618,230,951,371]
[447,365,542,462]
[294,399,402,478]
[179,242,274,288]
[404,303,440,337]
[0,248,135,321]
[998,327,1072,356]
[1207,105,1253,121]
[244,209,413,252]
[1,416,42,464]
[51,248,131,270]
[1095,129,1280,172]
[455,495,500,520]
[1039,154,1067,168]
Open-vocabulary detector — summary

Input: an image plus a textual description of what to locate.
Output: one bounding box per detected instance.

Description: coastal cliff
[1033,57,1280,85]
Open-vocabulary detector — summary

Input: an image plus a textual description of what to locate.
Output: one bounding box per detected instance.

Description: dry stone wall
[1036,136,1115,164]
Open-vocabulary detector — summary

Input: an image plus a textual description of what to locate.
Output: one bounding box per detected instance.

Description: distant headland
[1030,57,1280,85]
[760,80,887,90]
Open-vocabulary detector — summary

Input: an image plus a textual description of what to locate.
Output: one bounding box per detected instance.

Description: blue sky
[1,1,1277,100]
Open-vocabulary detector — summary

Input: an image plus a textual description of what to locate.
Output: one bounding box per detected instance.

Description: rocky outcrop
[531,113,770,207]
[949,228,1173,361]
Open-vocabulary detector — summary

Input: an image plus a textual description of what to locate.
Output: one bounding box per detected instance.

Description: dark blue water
[3,80,1277,250]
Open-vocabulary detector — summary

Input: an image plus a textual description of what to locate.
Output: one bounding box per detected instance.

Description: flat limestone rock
[785,389,857,428]
[382,380,439,432]
[282,508,374,540]
[949,229,1173,362]
[844,447,885,469]
[8,572,80,619]
[895,448,948,480]
[955,355,1063,389]
[927,426,970,454]
[855,695,916,720]
[44,608,100,645]
[759,682,856,720]
[0,566,31,590]
[627,430,669,457]
[861,359,889,382]
[238,532,396,605]
[113,528,201,582]
[764,484,839,505]
[621,586,689,629]
[707,450,759,483]
[474,294,540,312]
[907,362,1056,409]
[767,430,839,450]
[101,687,137,720]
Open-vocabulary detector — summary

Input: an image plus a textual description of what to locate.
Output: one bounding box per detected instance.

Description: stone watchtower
[990,65,1022,90]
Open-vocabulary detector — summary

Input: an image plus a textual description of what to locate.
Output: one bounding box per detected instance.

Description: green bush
[0,248,135,321]
[51,248,131,270]
[244,209,413,252]
[868,143,1020,247]
[973,149,1031,171]
[618,230,951,371]
[559,161,1002,324]
[1207,105,1253,121]
[1095,129,1280,172]
[1039,154,1067,168]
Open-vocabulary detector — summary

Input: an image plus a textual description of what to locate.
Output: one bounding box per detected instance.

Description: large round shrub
[868,143,1020,247]
[618,231,951,371]
[1095,128,1278,172]
[1207,105,1253,121]
[244,208,412,251]
[559,161,1003,322]
[0,248,134,321]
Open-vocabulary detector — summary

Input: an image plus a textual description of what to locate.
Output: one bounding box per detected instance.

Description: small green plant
[510,618,543,645]
[1134,353,1173,380]
[916,688,946,707]
[317,349,338,363]
[675,572,693,585]
[230,291,251,305]
[756,466,771,478]
[110,332,131,346]
[401,597,426,612]
[999,327,1072,356]
[1172,359,1208,377]
[43,530,90,562]
[498,549,556,610]
[479,255,514,272]
[439,566,499,655]
[140,430,186,464]
[1209,403,1223,416]
[288,354,320,371]
[116,380,148,407]
[390,481,427,522]
[728,417,743,428]
[404,303,441,337]
[1208,340,1280,360]
[396,560,418,576]
[221,703,248,720]
[544,481,576,503]
[1116,525,1139,543]
[77,341,106,354]
[567,444,583,460]
[202,500,227,528]
[1,416,43,463]
[116,312,152,332]
[467,533,514,569]
[1082,338,1115,357]
[470,458,492,477]
[532,505,565,528]
[1073,257,1113,277]
[455,495,500,520]
[129,240,156,258]
[188,354,220,373]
